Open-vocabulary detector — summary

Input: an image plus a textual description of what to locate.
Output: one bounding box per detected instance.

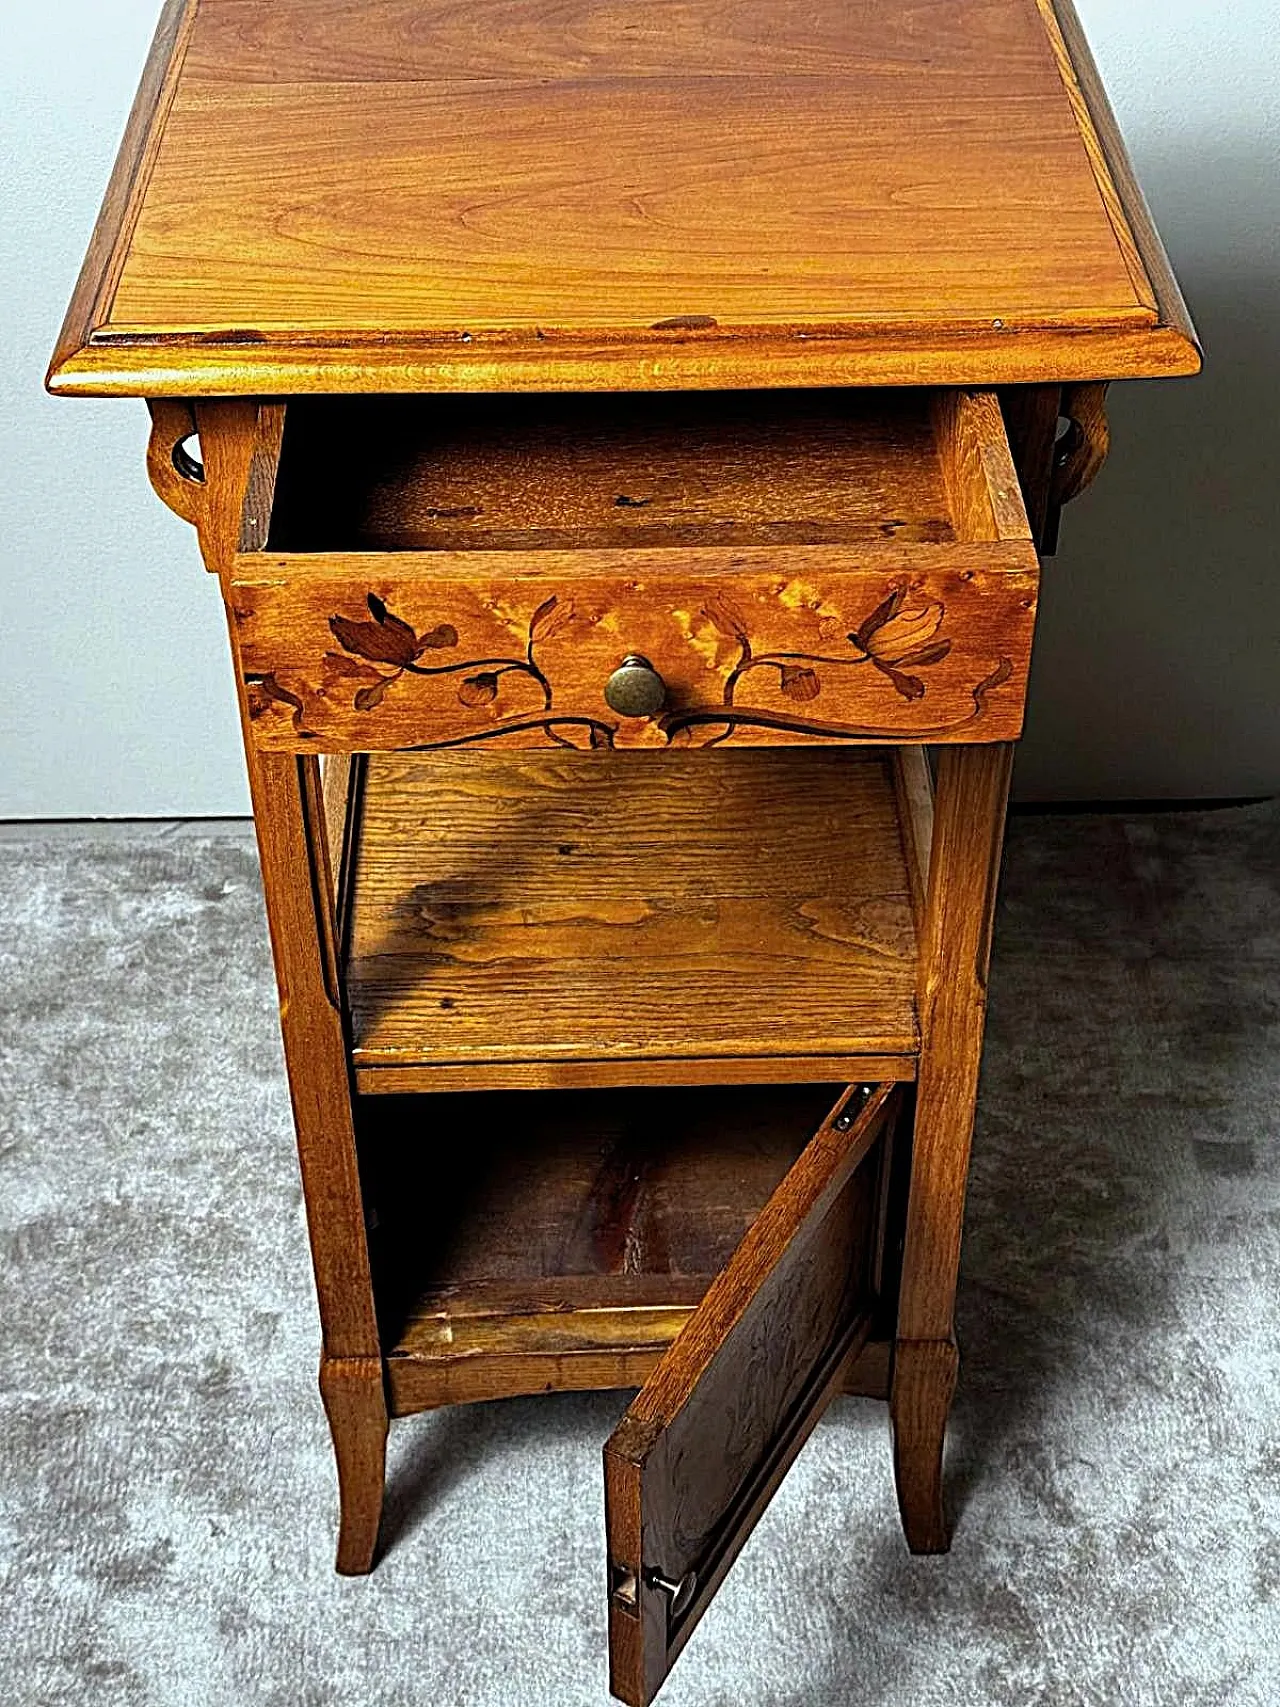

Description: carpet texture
[2,802,1278,1706]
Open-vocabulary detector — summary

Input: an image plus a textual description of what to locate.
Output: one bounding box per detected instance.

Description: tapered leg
[890,1338,959,1553]
[321,1356,389,1575]
[245,749,390,1573]
[891,742,1013,1553]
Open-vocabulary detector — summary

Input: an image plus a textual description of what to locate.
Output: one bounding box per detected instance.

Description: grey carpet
[2,801,1278,1706]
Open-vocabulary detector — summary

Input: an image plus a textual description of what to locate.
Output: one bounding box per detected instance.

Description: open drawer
[360,1077,901,1706]
[224,389,1039,752]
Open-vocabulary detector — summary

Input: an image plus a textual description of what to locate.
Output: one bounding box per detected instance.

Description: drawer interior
[265,389,973,554]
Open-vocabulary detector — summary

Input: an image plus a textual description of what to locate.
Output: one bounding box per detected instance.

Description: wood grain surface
[360,1084,844,1409]
[891,740,1014,1553]
[231,543,1039,752]
[48,0,1199,395]
[266,391,955,554]
[195,400,390,1576]
[231,386,1038,753]
[343,749,919,1090]
[604,1083,895,1705]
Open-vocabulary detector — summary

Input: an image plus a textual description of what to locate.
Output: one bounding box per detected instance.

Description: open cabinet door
[603,1081,900,1705]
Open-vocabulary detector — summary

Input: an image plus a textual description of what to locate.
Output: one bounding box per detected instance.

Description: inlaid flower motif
[846,588,952,701]
[325,593,460,708]
[323,592,567,712]
[706,584,953,708]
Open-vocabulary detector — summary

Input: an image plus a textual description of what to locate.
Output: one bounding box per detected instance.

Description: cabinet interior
[360,1082,852,1413]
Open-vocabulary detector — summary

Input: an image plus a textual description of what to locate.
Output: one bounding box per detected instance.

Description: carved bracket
[146,398,207,529]
[1043,381,1110,554]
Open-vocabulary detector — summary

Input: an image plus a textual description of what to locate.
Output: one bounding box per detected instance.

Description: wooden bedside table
[49,2,1198,1700]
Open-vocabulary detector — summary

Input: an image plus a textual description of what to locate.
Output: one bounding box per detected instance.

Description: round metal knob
[648,1568,698,1622]
[603,654,666,718]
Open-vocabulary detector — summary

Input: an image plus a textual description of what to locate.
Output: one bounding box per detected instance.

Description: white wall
[2,3,249,818]
[1016,0,1280,799]
[1,0,1276,815]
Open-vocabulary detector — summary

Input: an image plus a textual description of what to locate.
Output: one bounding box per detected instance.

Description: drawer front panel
[230,544,1038,753]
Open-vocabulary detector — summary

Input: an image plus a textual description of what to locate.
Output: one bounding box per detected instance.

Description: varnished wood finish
[268,392,956,554]
[999,385,1063,550]
[239,746,378,1359]
[891,741,1014,1552]
[361,1085,845,1411]
[191,398,284,574]
[892,747,935,937]
[231,544,1038,753]
[357,1056,917,1099]
[47,0,1199,398]
[319,1354,389,1574]
[145,397,204,526]
[319,752,363,962]
[929,390,1031,544]
[228,386,1038,754]
[47,0,1200,1679]
[343,749,918,1091]
[198,400,388,1574]
[605,1084,896,1707]
[889,1337,959,1555]
[1052,383,1111,508]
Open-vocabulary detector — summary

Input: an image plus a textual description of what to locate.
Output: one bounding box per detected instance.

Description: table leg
[243,748,388,1574]
[890,741,1013,1552]
[242,748,388,1572]
[193,400,388,1574]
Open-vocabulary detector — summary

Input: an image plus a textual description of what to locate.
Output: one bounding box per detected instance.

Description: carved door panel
[603,1081,900,1706]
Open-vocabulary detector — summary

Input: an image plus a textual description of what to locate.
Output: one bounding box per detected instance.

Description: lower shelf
[344,747,920,1093]
[359,1083,893,1414]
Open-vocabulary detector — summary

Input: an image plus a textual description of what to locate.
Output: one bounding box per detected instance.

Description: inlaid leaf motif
[365,591,419,641]
[530,595,573,644]
[245,672,305,725]
[329,610,418,667]
[416,623,459,651]
[703,595,750,645]
[458,671,500,707]
[780,665,821,702]
[890,639,952,669]
[354,678,391,711]
[871,664,927,701]
[850,587,905,651]
[974,655,1014,703]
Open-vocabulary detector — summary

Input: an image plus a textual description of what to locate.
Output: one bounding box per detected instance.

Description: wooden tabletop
[49,0,1198,397]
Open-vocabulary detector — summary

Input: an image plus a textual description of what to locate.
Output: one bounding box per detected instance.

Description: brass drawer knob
[604,654,666,718]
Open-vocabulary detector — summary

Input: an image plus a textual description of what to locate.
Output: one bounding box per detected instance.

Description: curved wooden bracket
[1052,381,1111,508]
[1043,381,1110,554]
[146,398,207,528]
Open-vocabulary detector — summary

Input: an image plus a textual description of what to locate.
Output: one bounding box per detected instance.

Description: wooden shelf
[344,748,920,1093]
[359,1083,874,1413]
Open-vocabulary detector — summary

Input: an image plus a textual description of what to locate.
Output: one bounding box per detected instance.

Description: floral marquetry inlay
[234,553,1037,753]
